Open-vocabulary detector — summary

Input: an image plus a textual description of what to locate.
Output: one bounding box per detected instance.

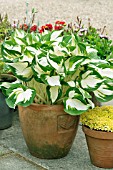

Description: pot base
[29,144,71,159]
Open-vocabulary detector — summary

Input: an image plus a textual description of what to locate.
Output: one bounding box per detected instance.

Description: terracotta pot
[82,125,113,168]
[18,104,80,159]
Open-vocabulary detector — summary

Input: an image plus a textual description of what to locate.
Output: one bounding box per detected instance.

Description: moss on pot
[80,106,113,132]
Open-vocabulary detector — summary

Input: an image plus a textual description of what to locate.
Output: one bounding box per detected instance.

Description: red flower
[20,24,23,29]
[55,21,61,24]
[30,25,37,32]
[60,21,66,25]
[54,25,63,30]
[23,24,28,31]
[55,21,66,25]
[38,26,45,33]
[41,26,46,32]
[45,24,53,31]
[38,29,43,33]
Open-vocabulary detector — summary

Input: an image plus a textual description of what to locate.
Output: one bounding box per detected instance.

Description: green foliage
[80,105,113,132]
[67,17,113,60]
[1,28,113,115]
[0,14,11,41]
[82,26,113,60]
[0,43,11,74]
[0,14,12,73]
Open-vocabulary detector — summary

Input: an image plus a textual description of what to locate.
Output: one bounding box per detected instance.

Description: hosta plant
[1,28,113,115]
[80,105,113,132]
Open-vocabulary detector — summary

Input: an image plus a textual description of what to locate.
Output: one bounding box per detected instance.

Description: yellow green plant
[80,106,113,132]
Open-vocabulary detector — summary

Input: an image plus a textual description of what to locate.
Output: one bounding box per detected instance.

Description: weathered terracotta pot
[18,104,80,159]
[82,125,113,168]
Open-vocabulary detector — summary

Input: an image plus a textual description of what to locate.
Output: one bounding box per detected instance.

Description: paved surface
[0,111,112,170]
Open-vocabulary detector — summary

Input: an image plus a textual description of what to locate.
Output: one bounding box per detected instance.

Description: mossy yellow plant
[80,106,113,132]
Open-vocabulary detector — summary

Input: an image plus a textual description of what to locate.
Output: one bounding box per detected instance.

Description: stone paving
[0,113,46,170]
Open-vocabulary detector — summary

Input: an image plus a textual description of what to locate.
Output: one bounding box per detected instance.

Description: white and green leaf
[67,81,75,87]
[65,56,84,73]
[47,86,61,103]
[81,70,103,90]
[50,30,63,41]
[64,98,90,115]
[5,84,36,108]
[8,62,33,81]
[46,75,61,86]
[14,29,26,39]
[98,67,113,79]
[94,84,113,102]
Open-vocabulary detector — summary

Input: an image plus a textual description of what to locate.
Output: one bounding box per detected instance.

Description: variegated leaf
[94,84,113,102]
[50,30,63,41]
[46,75,61,86]
[81,70,103,90]
[6,84,36,108]
[67,81,75,87]
[65,56,84,73]
[78,87,91,99]
[14,29,26,38]
[33,63,49,82]
[8,62,33,81]
[49,86,60,103]
[2,45,21,62]
[88,62,113,79]
[64,98,90,115]
[14,37,26,45]
[86,46,98,53]
[3,43,21,53]
[38,56,49,67]
[25,46,41,56]
[87,98,95,109]
[98,67,113,79]
[52,45,67,56]
[47,53,64,74]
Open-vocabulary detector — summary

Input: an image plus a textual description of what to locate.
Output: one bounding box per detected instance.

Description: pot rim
[18,103,65,111]
[82,125,113,139]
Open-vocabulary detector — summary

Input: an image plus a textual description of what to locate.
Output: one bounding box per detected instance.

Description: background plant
[66,17,113,60]
[0,14,11,41]
[0,13,12,74]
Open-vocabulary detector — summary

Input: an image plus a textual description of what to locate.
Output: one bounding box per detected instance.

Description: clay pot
[0,74,16,130]
[18,104,80,159]
[82,125,113,168]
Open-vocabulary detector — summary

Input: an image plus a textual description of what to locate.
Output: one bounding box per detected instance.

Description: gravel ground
[0,0,113,39]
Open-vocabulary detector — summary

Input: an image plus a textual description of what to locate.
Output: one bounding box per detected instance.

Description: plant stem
[35,93,47,104]
[56,97,65,104]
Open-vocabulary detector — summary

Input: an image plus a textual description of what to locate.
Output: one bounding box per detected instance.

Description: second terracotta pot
[18,104,80,159]
[82,125,113,168]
